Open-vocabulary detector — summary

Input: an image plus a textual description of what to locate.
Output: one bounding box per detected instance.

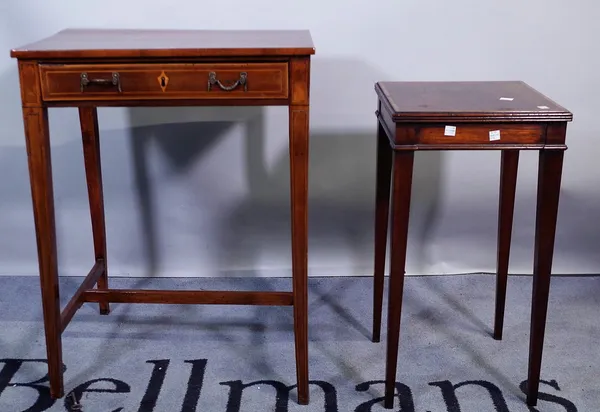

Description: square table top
[10,28,315,59]
[376,81,572,123]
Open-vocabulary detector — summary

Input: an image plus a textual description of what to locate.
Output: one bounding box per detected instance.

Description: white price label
[489,130,501,141]
[444,125,456,136]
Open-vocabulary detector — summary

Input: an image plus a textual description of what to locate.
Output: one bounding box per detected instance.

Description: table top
[10,28,315,59]
[376,81,572,123]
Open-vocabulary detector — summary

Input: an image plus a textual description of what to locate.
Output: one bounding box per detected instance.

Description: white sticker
[499,97,514,101]
[444,125,456,136]
[537,105,550,109]
[489,130,501,141]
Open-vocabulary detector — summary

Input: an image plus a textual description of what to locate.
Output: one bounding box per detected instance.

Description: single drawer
[415,123,545,145]
[39,62,289,101]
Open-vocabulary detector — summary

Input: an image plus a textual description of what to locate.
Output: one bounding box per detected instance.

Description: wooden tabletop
[10,28,315,59]
[376,81,572,123]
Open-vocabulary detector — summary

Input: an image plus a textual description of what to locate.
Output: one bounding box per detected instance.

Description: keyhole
[161,76,166,87]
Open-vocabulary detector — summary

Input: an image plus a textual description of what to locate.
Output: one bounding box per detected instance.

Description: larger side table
[11,28,314,404]
[371,81,572,408]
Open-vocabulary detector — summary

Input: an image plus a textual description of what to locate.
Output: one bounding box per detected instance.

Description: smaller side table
[371,81,573,408]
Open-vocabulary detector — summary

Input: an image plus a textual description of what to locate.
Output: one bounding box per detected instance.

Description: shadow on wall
[554,189,600,273]
[1,57,598,279]
[122,56,446,280]
[0,56,446,278]
[127,118,238,281]
[415,163,600,275]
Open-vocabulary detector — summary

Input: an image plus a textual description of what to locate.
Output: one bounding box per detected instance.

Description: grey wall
[1,0,599,278]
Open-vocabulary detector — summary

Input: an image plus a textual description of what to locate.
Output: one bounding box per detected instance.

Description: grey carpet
[0,274,598,412]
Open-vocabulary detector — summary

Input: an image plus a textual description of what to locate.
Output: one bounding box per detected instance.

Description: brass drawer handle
[208,71,247,92]
[80,72,122,92]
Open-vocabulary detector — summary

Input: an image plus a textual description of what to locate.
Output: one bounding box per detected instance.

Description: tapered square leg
[22,106,64,399]
[79,107,110,315]
[289,105,309,405]
[373,122,393,343]
[384,151,414,409]
[526,149,564,406]
[494,150,519,340]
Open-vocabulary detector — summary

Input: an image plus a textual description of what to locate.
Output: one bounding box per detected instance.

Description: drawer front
[39,63,289,101]
[415,123,545,145]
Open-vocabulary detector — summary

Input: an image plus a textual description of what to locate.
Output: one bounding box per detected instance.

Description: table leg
[527,149,564,406]
[79,107,110,315]
[372,122,392,343]
[289,105,309,405]
[494,150,519,340]
[22,106,64,398]
[384,150,414,409]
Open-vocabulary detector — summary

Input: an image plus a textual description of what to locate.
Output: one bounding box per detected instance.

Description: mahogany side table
[371,81,572,408]
[10,28,314,404]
